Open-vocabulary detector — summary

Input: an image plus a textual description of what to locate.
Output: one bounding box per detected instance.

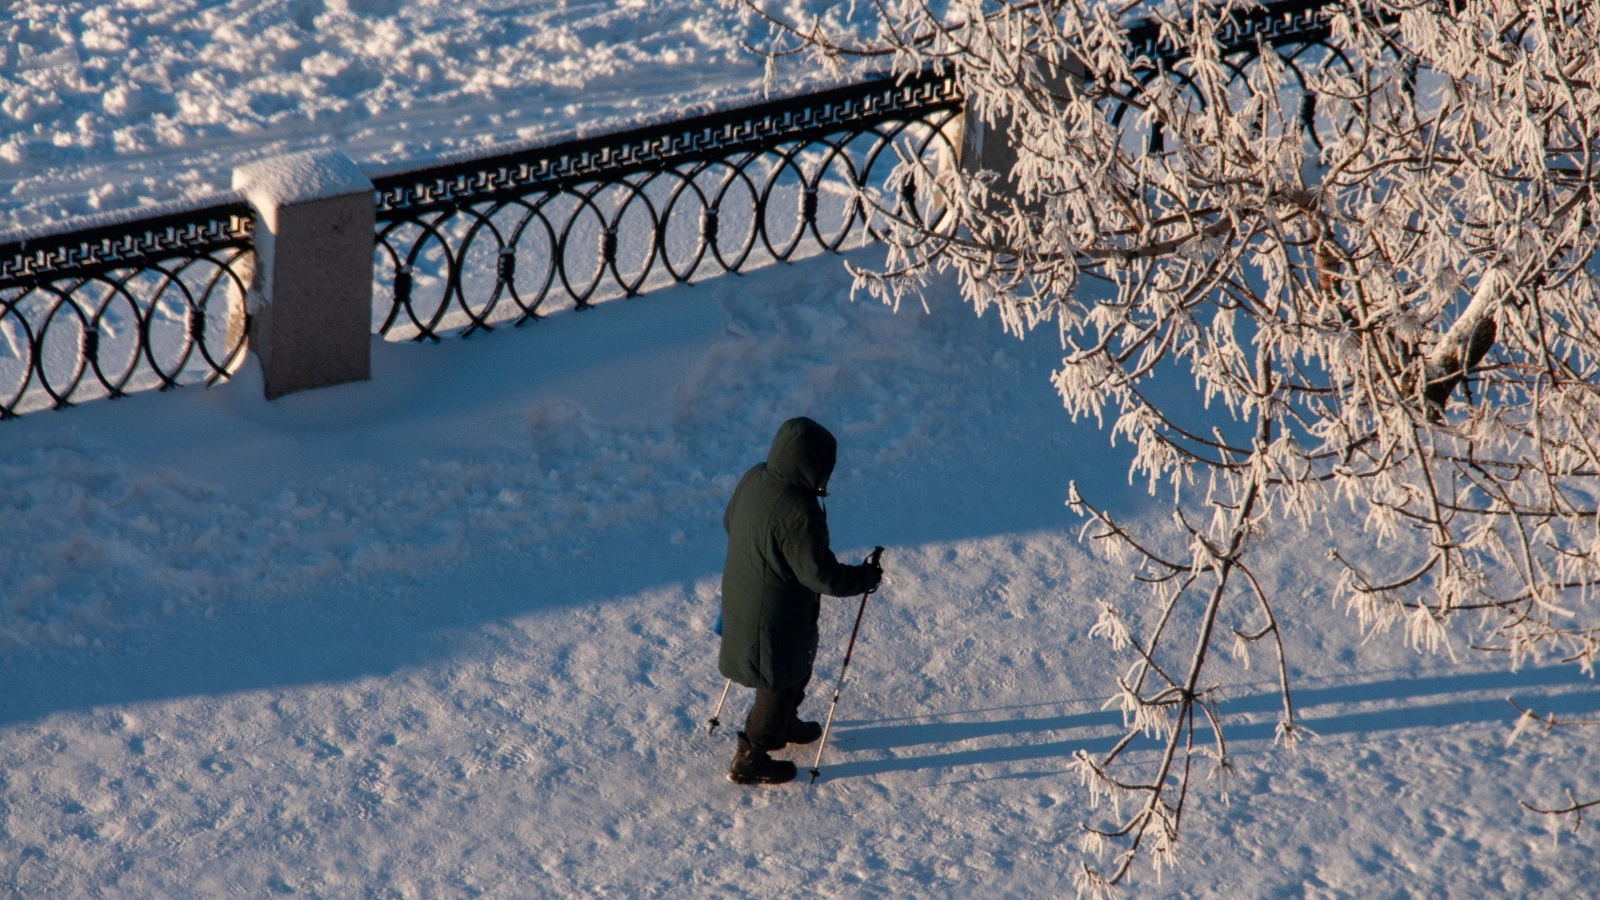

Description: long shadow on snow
[821,665,1600,780]
[0,526,731,726]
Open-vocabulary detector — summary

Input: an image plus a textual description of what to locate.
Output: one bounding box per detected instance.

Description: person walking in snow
[718,417,883,785]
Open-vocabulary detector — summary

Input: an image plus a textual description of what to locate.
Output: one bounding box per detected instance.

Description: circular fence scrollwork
[372,74,965,342]
[0,206,254,419]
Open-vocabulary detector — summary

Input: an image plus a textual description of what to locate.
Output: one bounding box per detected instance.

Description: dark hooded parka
[719,418,879,692]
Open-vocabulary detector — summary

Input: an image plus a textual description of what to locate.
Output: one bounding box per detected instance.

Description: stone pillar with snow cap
[233,149,374,400]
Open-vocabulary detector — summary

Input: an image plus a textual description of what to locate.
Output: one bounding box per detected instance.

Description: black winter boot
[728,732,797,785]
[784,718,823,747]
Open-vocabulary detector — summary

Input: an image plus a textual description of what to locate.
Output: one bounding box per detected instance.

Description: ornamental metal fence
[0,204,254,418]
[0,0,1355,419]
[368,70,963,341]
[1114,0,1377,155]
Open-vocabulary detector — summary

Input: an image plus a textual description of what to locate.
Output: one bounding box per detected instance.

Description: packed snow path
[2,253,1597,896]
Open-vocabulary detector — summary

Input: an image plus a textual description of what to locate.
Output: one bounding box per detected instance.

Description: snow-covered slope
[2,249,1597,896]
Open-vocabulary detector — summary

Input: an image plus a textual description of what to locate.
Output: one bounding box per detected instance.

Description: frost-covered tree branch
[735,0,1599,891]
[1507,699,1600,833]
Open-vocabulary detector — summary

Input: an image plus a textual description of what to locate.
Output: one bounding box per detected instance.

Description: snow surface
[0,0,859,237]
[5,0,1600,893]
[3,248,1599,897]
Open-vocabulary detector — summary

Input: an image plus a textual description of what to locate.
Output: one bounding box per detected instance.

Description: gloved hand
[863,546,885,594]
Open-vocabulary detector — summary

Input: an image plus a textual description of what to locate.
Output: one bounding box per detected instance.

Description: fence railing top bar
[0,189,251,247]
[0,199,255,289]
[1123,0,1349,59]
[370,68,962,219]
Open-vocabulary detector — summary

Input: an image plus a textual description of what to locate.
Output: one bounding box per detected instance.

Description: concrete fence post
[956,59,1089,188]
[958,111,1019,181]
[232,149,374,400]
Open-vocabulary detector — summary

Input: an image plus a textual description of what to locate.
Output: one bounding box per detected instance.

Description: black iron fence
[1113,0,1368,152]
[1125,0,1344,60]
[369,70,963,341]
[0,204,254,418]
[0,0,1356,418]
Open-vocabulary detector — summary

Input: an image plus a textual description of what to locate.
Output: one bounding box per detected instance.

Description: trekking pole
[707,678,733,737]
[809,546,884,785]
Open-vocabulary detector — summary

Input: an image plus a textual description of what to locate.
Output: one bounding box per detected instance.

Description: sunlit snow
[2,2,1598,896]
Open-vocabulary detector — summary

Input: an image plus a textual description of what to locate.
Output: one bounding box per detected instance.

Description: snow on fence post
[232,149,374,400]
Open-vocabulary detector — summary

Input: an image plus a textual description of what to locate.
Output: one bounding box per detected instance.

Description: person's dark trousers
[745,677,809,752]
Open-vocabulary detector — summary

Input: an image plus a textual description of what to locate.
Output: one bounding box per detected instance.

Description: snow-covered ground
[0,0,857,236]
[6,0,1600,894]
[3,249,1598,896]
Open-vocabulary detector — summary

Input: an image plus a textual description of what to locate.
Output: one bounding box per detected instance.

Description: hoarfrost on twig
[740,0,1600,887]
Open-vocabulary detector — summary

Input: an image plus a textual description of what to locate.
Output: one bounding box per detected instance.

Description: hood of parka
[765,417,836,497]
